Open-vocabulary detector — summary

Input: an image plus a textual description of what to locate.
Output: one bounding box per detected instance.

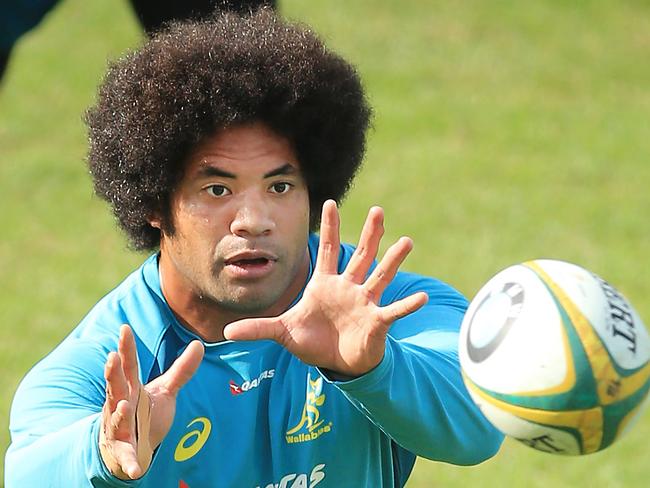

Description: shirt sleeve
[5,336,143,487]
[322,272,504,465]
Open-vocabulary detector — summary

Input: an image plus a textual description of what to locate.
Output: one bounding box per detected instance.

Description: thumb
[162,340,204,396]
[224,316,286,344]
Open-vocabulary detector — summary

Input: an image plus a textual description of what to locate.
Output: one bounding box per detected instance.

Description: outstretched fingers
[104,330,138,440]
[377,291,429,327]
[108,406,143,479]
[104,352,128,412]
[100,384,142,479]
[315,200,340,275]
[100,324,147,480]
[223,317,287,345]
[118,325,141,394]
[343,206,384,283]
[161,341,205,396]
[364,236,414,301]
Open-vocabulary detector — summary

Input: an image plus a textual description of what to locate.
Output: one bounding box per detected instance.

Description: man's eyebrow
[264,163,298,178]
[196,165,236,179]
[195,162,297,179]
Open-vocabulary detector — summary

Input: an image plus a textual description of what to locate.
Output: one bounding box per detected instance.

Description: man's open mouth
[222,252,277,278]
[223,251,278,269]
[228,257,271,267]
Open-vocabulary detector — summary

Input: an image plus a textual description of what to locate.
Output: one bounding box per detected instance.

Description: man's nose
[230,195,275,237]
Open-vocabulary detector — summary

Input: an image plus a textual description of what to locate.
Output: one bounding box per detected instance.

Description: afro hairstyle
[85,8,372,251]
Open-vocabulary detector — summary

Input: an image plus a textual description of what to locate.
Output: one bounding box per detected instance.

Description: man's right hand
[99,325,204,479]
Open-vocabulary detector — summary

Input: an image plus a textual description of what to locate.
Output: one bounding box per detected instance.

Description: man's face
[158,122,311,321]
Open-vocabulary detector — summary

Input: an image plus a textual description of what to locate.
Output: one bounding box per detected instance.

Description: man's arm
[6,335,130,487]
[329,275,504,464]
[223,200,503,465]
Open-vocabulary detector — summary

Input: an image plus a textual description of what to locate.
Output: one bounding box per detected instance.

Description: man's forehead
[182,122,301,176]
[195,122,292,150]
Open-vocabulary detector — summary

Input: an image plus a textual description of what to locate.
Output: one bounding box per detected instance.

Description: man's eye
[270,182,292,194]
[206,185,231,197]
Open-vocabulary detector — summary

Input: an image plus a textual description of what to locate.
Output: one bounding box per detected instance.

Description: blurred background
[1,0,649,486]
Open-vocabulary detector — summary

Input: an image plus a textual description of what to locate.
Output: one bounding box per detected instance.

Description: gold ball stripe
[523,261,650,406]
[464,373,603,454]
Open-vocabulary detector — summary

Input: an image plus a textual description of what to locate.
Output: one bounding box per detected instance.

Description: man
[5,8,502,487]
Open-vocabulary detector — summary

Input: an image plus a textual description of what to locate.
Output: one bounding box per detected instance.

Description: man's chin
[217,290,283,317]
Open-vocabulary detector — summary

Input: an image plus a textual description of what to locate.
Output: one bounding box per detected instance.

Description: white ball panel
[460,264,569,395]
[534,260,650,371]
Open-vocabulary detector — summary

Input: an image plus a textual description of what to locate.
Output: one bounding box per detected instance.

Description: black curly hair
[86,8,372,251]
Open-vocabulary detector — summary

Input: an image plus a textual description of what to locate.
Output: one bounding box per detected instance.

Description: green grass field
[1,0,649,486]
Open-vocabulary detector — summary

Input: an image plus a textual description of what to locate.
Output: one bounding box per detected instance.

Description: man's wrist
[319,368,355,382]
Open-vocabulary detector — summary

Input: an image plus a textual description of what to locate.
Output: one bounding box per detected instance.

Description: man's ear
[149,214,162,230]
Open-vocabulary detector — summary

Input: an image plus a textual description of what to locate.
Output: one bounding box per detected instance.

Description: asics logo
[174,417,212,462]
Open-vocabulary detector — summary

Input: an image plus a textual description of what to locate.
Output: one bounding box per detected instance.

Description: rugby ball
[459,259,650,455]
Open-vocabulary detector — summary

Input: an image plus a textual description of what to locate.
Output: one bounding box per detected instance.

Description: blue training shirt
[6,234,503,487]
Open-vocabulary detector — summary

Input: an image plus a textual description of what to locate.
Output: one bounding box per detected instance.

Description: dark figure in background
[130,0,276,33]
[0,0,275,82]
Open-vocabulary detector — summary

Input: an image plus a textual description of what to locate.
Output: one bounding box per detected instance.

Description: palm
[100,325,204,479]
[224,201,428,377]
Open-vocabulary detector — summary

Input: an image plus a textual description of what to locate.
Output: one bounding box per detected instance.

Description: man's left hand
[223,200,428,377]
